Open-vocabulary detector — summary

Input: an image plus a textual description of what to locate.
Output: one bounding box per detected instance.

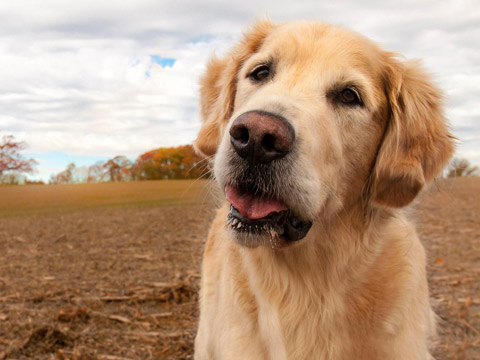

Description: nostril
[231,125,249,145]
[261,134,276,152]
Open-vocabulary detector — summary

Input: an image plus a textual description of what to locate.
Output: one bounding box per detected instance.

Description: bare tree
[447,158,479,177]
[0,132,37,177]
[87,161,104,183]
[55,163,76,184]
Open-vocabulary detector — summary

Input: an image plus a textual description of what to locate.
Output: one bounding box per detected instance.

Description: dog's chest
[248,277,352,360]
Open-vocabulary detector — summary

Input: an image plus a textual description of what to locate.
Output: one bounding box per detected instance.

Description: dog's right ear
[371,55,455,208]
[194,20,275,158]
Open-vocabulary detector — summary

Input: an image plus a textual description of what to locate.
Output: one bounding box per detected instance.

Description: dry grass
[0,178,478,359]
[0,180,210,218]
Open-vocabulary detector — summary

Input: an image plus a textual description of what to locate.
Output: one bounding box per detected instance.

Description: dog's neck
[237,203,394,297]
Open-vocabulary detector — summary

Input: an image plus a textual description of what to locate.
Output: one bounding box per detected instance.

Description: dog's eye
[249,65,270,82]
[339,88,361,106]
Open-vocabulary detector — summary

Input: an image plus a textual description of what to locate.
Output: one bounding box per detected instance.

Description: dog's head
[195,20,454,248]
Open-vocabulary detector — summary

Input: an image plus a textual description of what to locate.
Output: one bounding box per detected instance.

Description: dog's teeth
[236,222,242,229]
[231,219,238,226]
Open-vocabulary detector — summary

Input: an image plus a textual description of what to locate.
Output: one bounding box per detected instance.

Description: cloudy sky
[1,0,478,181]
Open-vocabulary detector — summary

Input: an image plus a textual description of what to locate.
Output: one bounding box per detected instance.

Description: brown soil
[419,177,480,360]
[0,177,478,359]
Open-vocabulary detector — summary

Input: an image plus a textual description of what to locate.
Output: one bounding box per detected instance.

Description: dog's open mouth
[225,184,312,245]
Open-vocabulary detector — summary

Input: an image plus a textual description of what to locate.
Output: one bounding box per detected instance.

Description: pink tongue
[225,185,287,220]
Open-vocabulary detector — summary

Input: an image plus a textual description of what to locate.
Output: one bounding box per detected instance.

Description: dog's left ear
[194,20,275,158]
[372,55,455,208]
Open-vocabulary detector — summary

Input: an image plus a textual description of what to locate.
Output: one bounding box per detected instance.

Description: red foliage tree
[0,133,37,177]
[102,156,132,182]
[133,145,208,180]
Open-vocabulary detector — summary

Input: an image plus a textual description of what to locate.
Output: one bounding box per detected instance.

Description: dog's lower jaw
[227,228,277,248]
[226,205,313,249]
[226,228,311,249]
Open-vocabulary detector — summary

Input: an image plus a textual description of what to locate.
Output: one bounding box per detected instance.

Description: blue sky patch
[25,151,109,182]
[150,55,176,68]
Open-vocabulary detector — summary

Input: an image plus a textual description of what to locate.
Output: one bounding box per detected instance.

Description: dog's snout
[229,111,295,165]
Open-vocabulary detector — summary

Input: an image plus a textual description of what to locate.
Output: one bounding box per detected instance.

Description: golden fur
[194,20,454,360]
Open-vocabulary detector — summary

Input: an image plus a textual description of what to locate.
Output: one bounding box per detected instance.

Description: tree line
[0,131,478,185]
[0,132,208,185]
[50,145,208,184]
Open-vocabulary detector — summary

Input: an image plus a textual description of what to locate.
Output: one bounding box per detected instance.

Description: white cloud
[0,25,231,161]
[0,0,478,181]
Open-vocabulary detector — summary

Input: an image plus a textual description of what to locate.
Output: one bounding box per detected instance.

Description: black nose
[229,111,295,165]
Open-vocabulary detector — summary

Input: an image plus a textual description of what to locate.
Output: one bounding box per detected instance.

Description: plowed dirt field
[0,178,478,359]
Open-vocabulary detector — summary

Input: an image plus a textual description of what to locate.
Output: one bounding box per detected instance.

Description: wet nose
[229,111,295,165]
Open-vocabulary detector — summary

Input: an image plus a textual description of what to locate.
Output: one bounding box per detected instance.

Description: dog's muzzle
[224,110,313,246]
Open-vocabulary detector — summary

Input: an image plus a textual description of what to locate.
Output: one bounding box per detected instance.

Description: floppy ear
[194,20,275,158]
[372,55,455,208]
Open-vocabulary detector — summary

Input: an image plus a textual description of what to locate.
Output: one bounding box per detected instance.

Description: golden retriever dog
[193,20,454,360]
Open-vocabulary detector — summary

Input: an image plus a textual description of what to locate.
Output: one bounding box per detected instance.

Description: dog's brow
[244,56,274,73]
